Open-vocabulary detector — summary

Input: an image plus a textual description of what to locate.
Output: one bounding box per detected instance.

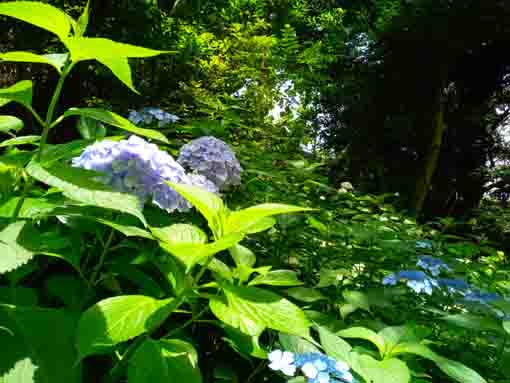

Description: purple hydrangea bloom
[383,270,438,295]
[187,172,219,195]
[128,107,180,127]
[72,135,193,212]
[177,136,242,190]
[416,255,451,276]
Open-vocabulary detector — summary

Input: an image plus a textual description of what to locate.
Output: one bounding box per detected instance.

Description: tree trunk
[412,83,446,215]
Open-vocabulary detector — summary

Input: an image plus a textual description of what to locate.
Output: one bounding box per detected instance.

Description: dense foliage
[1,1,510,383]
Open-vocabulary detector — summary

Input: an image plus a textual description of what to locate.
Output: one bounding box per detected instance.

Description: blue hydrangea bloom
[383,270,438,295]
[177,136,242,190]
[416,240,433,249]
[437,278,471,294]
[128,107,180,128]
[72,135,193,212]
[416,255,451,276]
[269,350,354,383]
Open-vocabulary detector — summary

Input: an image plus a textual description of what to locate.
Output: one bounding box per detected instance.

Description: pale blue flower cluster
[383,270,439,295]
[437,278,471,294]
[128,107,180,127]
[177,136,242,190]
[268,350,354,383]
[415,240,433,249]
[416,255,452,276]
[72,135,194,212]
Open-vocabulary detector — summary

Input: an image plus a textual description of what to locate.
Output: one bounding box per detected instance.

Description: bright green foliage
[76,295,174,359]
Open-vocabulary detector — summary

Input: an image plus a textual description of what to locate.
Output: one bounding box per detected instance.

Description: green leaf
[284,287,327,303]
[248,270,303,287]
[356,355,410,383]
[390,342,487,383]
[95,218,153,239]
[317,325,352,363]
[229,244,256,268]
[165,182,225,235]
[343,290,371,312]
[0,135,40,147]
[151,224,207,245]
[76,295,174,359]
[0,51,65,73]
[0,287,37,306]
[61,108,168,143]
[160,232,243,272]
[442,313,503,333]
[64,37,168,61]
[0,305,81,383]
[223,326,267,359]
[209,284,311,338]
[128,338,202,383]
[434,357,487,383]
[76,0,90,37]
[504,321,510,335]
[76,116,106,140]
[337,327,386,356]
[0,116,23,133]
[0,80,33,107]
[242,216,277,234]
[225,203,313,234]
[378,326,417,354]
[0,221,35,274]
[96,56,139,93]
[279,333,320,354]
[0,2,72,40]
[26,161,147,226]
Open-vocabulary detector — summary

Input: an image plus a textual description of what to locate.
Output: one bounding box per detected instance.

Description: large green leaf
[76,0,90,37]
[151,224,207,245]
[337,327,386,356]
[225,203,313,234]
[64,37,167,60]
[76,295,174,359]
[354,355,410,383]
[128,338,202,383]
[390,342,487,383]
[209,284,311,338]
[0,116,23,133]
[279,333,320,354]
[229,244,256,268]
[0,135,40,148]
[96,56,139,93]
[442,313,503,333]
[166,182,225,236]
[26,161,147,226]
[0,81,33,107]
[61,108,168,143]
[160,232,243,271]
[0,304,81,383]
[248,270,303,287]
[0,221,35,274]
[317,325,352,363]
[0,52,65,73]
[0,2,71,40]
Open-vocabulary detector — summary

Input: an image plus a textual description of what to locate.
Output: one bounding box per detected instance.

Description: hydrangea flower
[415,240,433,249]
[416,255,451,276]
[128,107,180,127]
[383,270,439,295]
[72,135,193,212]
[268,350,296,376]
[268,350,354,383]
[187,172,219,195]
[177,136,242,190]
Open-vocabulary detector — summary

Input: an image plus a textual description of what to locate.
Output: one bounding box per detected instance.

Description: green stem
[107,255,217,382]
[37,62,75,161]
[90,228,115,286]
